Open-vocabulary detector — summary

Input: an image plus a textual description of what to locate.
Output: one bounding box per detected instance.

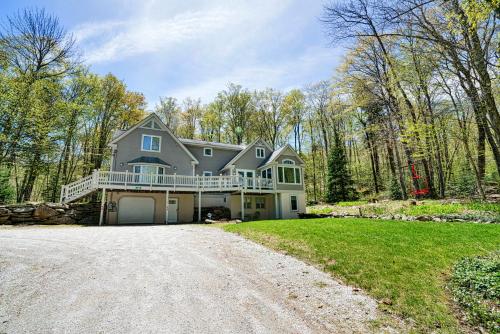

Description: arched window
[282,159,295,165]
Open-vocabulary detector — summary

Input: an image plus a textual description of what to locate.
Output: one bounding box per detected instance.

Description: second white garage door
[118,197,155,224]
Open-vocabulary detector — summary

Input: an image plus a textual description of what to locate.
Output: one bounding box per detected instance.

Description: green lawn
[223,218,500,333]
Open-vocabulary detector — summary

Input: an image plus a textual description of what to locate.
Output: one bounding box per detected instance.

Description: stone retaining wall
[0,202,100,225]
[298,212,498,224]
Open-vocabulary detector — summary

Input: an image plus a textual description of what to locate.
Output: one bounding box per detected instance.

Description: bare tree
[0,8,76,78]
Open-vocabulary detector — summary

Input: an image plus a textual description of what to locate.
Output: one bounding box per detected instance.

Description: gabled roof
[108,113,199,164]
[179,138,245,151]
[259,144,305,168]
[220,138,273,171]
[112,129,126,140]
[127,156,171,167]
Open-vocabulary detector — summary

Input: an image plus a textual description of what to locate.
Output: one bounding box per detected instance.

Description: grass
[223,218,500,333]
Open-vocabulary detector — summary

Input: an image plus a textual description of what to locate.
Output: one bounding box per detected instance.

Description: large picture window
[277,166,301,184]
[141,135,161,152]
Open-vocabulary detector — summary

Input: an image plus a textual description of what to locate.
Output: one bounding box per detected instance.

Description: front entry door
[237,170,255,188]
[167,198,178,223]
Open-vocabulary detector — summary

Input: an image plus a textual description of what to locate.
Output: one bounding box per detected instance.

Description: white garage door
[118,197,155,224]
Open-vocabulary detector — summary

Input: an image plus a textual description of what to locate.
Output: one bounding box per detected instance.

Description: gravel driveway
[0,225,390,333]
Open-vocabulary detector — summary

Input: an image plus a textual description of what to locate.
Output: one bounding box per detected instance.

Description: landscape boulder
[33,204,59,220]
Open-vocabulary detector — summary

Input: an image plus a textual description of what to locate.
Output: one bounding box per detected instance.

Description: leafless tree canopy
[0,8,76,78]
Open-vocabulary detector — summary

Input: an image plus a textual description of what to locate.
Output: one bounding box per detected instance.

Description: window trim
[203,147,213,157]
[141,134,161,152]
[277,166,302,184]
[256,147,265,159]
[290,195,298,211]
[202,171,213,176]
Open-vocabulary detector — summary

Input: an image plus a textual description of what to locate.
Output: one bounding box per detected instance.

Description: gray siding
[233,139,271,170]
[185,145,240,175]
[278,154,302,165]
[113,127,194,175]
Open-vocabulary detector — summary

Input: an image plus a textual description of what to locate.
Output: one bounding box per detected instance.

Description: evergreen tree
[390,178,403,200]
[326,131,357,203]
[0,168,14,204]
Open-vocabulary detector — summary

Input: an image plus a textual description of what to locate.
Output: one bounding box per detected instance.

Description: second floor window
[261,168,272,179]
[204,147,213,157]
[256,147,265,158]
[142,135,161,152]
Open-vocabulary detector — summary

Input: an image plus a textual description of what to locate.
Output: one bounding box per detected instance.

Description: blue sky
[1,0,345,109]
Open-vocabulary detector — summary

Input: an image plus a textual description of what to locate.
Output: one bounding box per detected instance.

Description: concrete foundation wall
[278,192,306,219]
[229,194,275,220]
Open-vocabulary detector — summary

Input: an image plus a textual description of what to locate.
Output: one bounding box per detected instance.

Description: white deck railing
[60,170,274,203]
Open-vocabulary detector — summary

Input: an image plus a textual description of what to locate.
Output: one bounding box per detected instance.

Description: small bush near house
[450,252,500,333]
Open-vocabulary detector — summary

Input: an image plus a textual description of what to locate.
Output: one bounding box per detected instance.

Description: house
[60,113,306,224]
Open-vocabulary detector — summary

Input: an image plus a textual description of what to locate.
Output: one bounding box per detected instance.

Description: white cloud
[70,0,342,109]
[72,1,291,64]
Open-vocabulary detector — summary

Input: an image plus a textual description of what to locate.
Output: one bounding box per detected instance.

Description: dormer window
[256,147,265,158]
[142,134,161,152]
[203,147,213,157]
[283,159,295,165]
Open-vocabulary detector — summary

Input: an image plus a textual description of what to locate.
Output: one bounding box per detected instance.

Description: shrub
[450,252,500,333]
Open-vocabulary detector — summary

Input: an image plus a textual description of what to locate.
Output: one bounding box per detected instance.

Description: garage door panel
[118,197,155,224]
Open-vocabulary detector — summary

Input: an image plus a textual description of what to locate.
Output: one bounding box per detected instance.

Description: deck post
[241,191,244,221]
[92,169,98,188]
[274,192,279,219]
[174,173,177,192]
[59,185,65,203]
[125,170,128,190]
[165,190,169,224]
[99,188,106,226]
[198,190,202,222]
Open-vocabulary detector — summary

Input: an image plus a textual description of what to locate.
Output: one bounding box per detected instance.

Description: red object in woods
[410,163,429,196]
